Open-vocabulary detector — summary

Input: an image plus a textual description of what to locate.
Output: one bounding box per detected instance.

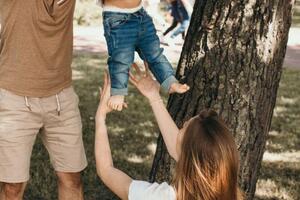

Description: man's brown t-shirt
[0,0,75,97]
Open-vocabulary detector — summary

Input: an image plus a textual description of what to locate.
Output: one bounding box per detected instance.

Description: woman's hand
[96,70,113,122]
[95,70,133,200]
[129,62,161,102]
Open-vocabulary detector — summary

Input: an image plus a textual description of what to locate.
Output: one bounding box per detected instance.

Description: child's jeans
[103,8,177,96]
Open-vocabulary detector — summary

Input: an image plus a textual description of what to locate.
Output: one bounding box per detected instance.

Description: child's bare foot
[169,83,190,94]
[108,95,125,111]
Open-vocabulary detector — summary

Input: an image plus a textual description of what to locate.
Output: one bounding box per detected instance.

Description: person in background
[161,0,192,46]
[95,63,243,200]
[162,0,186,41]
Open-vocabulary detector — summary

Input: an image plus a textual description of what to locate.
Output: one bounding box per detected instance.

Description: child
[97,0,189,111]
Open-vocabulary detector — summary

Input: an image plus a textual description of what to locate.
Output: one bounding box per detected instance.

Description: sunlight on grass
[256,69,300,200]
[263,151,300,162]
[72,69,86,80]
[127,155,148,164]
[273,106,288,116]
[256,179,293,200]
[280,96,297,105]
[147,142,157,155]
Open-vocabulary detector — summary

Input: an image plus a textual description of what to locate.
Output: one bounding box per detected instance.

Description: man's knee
[56,172,82,189]
[0,182,26,198]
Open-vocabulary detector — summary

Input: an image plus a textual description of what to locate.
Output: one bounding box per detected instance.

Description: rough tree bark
[149,0,295,199]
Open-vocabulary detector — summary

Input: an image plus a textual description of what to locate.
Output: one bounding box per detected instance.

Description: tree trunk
[149,0,295,199]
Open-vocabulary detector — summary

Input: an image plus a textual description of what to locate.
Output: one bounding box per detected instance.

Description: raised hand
[96,70,113,122]
[129,62,161,102]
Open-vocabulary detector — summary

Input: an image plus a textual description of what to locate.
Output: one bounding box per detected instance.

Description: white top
[129,180,176,200]
[96,0,143,13]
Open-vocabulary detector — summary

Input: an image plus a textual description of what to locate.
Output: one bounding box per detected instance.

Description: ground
[21,2,300,200]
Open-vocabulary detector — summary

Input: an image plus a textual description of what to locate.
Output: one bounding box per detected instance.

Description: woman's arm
[130,63,180,161]
[95,71,132,200]
[149,99,180,161]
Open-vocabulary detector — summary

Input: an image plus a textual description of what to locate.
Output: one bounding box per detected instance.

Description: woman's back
[129,181,176,200]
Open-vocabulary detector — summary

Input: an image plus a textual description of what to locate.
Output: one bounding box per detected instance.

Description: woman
[95,62,243,200]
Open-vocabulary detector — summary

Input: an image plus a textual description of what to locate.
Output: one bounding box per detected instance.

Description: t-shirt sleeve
[128,180,176,200]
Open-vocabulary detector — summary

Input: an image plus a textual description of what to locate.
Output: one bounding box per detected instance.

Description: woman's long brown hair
[173,110,242,200]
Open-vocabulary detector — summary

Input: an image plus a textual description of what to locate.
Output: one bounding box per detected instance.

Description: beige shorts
[0,87,87,183]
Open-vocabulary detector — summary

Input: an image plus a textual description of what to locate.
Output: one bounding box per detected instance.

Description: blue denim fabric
[103,8,177,96]
[171,19,190,38]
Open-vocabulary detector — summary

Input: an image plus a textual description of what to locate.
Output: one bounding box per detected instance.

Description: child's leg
[107,48,134,96]
[136,12,189,94]
[103,12,137,110]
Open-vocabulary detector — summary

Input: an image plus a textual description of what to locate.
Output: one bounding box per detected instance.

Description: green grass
[20,54,299,200]
[255,69,300,200]
[292,1,300,27]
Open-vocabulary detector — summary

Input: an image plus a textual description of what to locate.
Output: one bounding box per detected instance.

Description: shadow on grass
[255,161,300,200]
[23,54,300,200]
[24,54,160,200]
[266,69,300,153]
[254,69,300,200]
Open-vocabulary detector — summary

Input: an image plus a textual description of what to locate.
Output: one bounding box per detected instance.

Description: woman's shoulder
[129,180,176,200]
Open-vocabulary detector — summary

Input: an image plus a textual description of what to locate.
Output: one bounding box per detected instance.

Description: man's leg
[0,89,42,200]
[40,87,87,200]
[56,172,83,200]
[0,183,26,200]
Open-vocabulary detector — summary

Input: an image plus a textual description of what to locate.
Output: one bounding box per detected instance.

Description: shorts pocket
[0,89,6,104]
[60,87,80,106]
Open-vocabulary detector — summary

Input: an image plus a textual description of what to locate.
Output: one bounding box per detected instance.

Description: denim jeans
[171,19,190,38]
[103,8,177,96]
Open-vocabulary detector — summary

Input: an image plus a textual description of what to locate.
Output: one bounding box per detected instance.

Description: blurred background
[24,1,300,199]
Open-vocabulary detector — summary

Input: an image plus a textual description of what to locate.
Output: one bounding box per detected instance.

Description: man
[0,0,87,199]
